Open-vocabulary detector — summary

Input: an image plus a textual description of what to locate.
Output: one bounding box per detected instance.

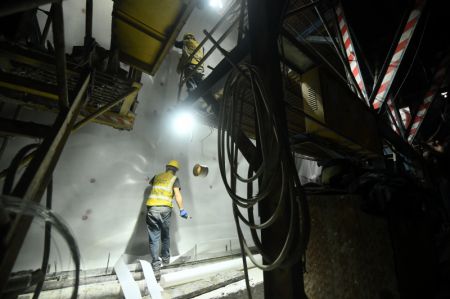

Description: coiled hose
[2,143,79,299]
[1,195,80,299]
[218,64,310,297]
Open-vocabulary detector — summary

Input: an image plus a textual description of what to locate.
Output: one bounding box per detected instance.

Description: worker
[175,33,205,93]
[146,160,188,280]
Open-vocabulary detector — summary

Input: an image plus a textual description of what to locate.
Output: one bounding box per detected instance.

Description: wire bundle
[1,195,80,299]
[217,64,310,281]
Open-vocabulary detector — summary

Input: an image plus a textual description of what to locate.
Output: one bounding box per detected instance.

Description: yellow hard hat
[183,33,195,40]
[166,160,180,170]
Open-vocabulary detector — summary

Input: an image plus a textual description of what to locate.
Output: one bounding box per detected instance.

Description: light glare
[173,111,195,135]
[209,0,223,9]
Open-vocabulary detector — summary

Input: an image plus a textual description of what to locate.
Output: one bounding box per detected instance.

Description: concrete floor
[192,268,263,299]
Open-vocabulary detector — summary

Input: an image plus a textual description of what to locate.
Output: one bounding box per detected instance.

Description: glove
[180,209,188,219]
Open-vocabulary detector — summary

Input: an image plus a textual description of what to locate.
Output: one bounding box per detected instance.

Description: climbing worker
[146,160,188,280]
[175,33,205,93]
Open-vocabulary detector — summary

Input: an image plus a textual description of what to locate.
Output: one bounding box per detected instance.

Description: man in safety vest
[146,160,188,280]
[175,33,205,93]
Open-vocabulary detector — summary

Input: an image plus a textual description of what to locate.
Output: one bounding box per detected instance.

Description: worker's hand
[180,209,188,219]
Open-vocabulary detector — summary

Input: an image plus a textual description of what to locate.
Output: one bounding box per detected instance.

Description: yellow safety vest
[177,38,205,73]
[146,172,177,208]
[183,38,204,65]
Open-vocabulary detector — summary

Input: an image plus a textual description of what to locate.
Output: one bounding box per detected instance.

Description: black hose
[32,178,52,299]
[3,144,39,195]
[218,64,310,273]
[1,196,80,299]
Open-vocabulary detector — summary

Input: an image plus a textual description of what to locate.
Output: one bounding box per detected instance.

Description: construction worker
[175,33,204,93]
[146,160,188,280]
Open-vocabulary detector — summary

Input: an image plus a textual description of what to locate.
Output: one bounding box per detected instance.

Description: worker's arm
[174,187,188,218]
[173,187,184,210]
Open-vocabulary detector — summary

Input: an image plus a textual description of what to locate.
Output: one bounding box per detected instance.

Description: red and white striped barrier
[407,55,449,143]
[372,0,426,110]
[335,2,369,105]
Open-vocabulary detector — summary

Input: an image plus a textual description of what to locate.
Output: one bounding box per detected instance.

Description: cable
[0,105,22,162]
[32,178,52,299]
[3,144,40,195]
[0,195,80,299]
[218,63,310,276]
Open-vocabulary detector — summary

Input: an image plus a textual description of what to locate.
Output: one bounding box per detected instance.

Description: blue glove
[180,209,188,219]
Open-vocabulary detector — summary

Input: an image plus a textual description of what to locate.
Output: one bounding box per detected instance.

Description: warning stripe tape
[372,0,425,110]
[336,2,369,104]
[407,55,449,143]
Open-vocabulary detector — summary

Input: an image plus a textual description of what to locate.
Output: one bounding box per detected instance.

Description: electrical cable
[32,178,52,299]
[0,195,80,299]
[3,144,39,195]
[218,63,310,278]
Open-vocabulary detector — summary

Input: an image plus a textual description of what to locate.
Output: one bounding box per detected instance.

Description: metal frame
[0,73,91,293]
[333,0,426,144]
[407,54,450,143]
[247,0,306,298]
[0,0,59,18]
[371,0,426,110]
[0,118,50,138]
[0,1,95,292]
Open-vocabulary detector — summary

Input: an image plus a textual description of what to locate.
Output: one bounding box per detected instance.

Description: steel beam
[182,17,240,85]
[0,118,51,139]
[285,0,319,18]
[378,118,419,160]
[73,87,137,131]
[185,37,250,108]
[51,2,69,109]
[0,0,59,18]
[0,73,91,293]
[150,0,196,75]
[183,0,240,75]
[85,0,93,45]
[40,8,53,46]
[0,87,136,181]
[247,0,307,298]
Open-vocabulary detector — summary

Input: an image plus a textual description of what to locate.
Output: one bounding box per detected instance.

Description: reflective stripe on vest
[146,172,177,207]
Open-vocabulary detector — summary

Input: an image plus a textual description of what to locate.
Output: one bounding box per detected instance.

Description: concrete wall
[1,0,253,273]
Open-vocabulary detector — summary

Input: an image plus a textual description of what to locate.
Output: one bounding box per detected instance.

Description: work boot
[152,261,161,281]
[162,257,170,267]
[154,268,161,281]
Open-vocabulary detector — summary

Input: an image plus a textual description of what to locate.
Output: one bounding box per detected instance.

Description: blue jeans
[146,206,172,267]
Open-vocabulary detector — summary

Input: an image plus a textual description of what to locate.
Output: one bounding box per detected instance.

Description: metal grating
[305,84,318,111]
